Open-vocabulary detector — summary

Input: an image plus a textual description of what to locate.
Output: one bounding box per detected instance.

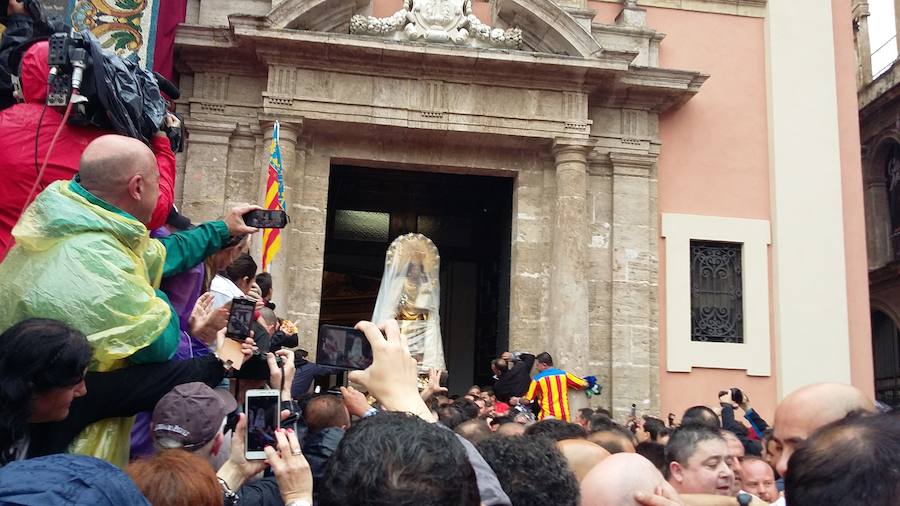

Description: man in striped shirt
[511,352,588,422]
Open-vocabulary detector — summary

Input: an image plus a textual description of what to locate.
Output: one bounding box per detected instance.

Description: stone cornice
[859,58,900,115]
[176,20,706,112]
[594,0,766,18]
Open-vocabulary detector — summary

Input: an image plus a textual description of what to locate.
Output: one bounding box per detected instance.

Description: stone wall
[173,0,705,415]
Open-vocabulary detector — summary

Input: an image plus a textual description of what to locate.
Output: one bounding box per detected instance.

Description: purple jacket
[130,228,210,459]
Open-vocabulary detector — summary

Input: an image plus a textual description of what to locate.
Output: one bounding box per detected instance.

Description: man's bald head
[581,453,679,506]
[556,439,610,482]
[773,383,873,477]
[79,135,159,225]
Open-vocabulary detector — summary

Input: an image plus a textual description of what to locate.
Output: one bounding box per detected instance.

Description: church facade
[172,0,872,419]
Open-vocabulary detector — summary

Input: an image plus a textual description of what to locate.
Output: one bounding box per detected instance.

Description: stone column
[225,123,262,210]
[258,121,300,309]
[181,119,235,221]
[609,151,658,419]
[549,139,594,379]
[853,1,873,86]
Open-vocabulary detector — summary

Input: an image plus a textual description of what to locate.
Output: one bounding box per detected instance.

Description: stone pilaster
[509,165,552,354]
[181,119,235,221]
[587,154,614,410]
[609,151,658,419]
[276,128,330,353]
[549,139,594,378]
[225,123,262,210]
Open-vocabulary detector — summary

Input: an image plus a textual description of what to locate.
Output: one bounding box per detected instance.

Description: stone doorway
[319,165,513,393]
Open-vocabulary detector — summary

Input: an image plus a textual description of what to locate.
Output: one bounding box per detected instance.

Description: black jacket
[493,353,535,403]
[27,354,226,458]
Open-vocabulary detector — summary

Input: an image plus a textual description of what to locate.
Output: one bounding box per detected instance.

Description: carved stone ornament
[349,0,523,49]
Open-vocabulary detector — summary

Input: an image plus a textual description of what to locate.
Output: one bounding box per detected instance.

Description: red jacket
[0,41,175,260]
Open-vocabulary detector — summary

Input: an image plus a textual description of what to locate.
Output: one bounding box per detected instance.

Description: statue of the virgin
[372,233,445,372]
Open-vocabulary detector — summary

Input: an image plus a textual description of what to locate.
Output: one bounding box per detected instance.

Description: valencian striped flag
[261,121,285,272]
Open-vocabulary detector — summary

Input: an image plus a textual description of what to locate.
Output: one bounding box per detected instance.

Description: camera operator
[0,39,179,261]
[0,0,47,109]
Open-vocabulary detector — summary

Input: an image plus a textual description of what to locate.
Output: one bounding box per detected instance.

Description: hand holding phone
[245,389,281,460]
[316,325,374,370]
[243,209,289,229]
[227,298,256,339]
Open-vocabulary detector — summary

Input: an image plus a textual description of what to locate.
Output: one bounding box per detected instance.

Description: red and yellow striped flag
[261,121,284,272]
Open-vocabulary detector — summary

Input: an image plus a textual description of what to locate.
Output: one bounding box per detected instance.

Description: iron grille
[690,240,744,343]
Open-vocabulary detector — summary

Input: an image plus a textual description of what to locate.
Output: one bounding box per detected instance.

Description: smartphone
[226,298,256,339]
[245,389,281,460]
[316,325,373,370]
[243,210,289,228]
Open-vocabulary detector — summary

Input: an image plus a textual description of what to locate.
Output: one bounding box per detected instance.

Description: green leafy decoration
[110,31,136,51]
[115,0,143,10]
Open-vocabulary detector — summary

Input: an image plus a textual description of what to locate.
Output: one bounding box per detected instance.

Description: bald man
[740,456,778,502]
[582,453,680,506]
[557,439,610,482]
[771,383,873,479]
[0,134,259,464]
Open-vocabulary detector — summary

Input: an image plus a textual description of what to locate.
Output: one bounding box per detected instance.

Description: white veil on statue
[372,233,445,372]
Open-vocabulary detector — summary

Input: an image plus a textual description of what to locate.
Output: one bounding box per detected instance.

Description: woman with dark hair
[210,251,258,308]
[0,318,257,464]
[0,318,91,465]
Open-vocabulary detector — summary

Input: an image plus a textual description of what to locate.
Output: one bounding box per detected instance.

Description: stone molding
[661,213,772,376]
[492,0,603,56]
[268,0,368,31]
[183,119,237,144]
[608,151,657,176]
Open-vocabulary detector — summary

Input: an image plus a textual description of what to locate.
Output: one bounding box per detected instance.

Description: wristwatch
[218,477,239,506]
[736,492,752,506]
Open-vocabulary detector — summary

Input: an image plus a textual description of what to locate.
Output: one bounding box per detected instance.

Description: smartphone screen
[245,390,280,459]
[227,298,256,339]
[316,325,373,370]
[243,210,288,229]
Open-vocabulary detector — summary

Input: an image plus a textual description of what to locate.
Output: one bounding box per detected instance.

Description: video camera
[45,29,182,148]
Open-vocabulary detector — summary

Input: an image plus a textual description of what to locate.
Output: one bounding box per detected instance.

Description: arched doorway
[871,310,900,407]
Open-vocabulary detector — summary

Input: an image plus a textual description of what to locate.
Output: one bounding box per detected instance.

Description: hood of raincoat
[0,454,150,506]
[0,180,169,372]
[20,40,50,104]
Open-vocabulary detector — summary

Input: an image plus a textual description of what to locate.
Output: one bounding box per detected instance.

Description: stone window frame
[662,213,771,376]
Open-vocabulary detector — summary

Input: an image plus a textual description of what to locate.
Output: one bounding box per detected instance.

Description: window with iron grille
[690,240,744,343]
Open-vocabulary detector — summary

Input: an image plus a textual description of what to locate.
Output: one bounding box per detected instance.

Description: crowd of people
[0,2,898,505]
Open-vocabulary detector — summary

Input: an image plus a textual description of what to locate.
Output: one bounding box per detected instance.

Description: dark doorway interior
[872,310,900,407]
[319,165,513,393]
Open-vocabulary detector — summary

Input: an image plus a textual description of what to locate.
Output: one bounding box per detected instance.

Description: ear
[669,461,684,483]
[127,174,145,201]
[211,433,224,456]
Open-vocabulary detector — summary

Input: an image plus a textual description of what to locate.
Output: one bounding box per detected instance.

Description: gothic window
[872,310,900,408]
[690,241,744,343]
[885,144,900,260]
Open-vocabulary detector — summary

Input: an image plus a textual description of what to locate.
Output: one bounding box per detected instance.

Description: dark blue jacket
[0,454,149,505]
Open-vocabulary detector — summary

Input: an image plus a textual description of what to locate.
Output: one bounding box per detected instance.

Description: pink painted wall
[608,4,778,421]
[832,0,875,398]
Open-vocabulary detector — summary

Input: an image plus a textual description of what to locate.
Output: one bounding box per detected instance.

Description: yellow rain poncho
[0,180,172,465]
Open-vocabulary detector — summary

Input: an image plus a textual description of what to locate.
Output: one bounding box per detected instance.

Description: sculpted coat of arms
[350,0,523,49]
